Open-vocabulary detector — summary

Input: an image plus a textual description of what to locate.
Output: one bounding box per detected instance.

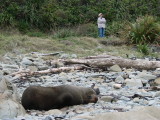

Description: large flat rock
[93,106,160,120]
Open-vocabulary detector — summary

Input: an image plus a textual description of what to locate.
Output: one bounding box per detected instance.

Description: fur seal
[21,85,98,110]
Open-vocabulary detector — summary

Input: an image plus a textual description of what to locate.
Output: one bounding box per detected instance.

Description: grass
[0,30,159,58]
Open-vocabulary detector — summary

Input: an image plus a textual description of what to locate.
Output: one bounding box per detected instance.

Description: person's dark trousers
[98,28,105,37]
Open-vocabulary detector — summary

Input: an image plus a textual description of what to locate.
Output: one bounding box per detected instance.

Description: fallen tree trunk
[63,56,160,70]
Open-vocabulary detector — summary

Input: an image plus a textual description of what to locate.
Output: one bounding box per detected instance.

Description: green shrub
[0,0,160,31]
[107,21,126,36]
[0,12,15,26]
[137,43,150,55]
[128,15,160,44]
[17,20,30,33]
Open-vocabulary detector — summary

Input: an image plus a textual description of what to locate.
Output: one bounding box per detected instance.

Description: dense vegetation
[0,0,159,31]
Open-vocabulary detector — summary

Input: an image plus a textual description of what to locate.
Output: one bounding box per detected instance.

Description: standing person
[97,13,106,37]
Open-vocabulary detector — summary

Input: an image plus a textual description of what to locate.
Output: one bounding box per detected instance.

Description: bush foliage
[0,0,159,31]
[128,15,160,44]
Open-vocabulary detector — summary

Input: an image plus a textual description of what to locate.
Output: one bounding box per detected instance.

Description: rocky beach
[0,52,160,120]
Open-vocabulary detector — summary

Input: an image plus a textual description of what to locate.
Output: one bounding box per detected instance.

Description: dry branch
[11,65,85,79]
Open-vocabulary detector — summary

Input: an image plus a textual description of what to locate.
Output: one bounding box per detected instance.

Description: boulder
[93,106,160,120]
[0,77,26,119]
[137,72,156,80]
[125,78,143,88]
[0,99,25,119]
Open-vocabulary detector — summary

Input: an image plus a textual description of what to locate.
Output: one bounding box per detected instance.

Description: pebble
[113,84,122,89]
[100,96,114,102]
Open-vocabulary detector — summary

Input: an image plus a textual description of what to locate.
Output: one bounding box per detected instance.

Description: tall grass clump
[128,15,160,44]
[52,28,76,38]
[137,43,150,55]
[76,23,98,38]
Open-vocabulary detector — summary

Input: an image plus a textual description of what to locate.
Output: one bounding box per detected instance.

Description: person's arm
[101,18,106,24]
[97,18,104,24]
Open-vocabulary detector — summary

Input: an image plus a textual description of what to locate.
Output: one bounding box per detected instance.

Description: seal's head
[82,88,98,104]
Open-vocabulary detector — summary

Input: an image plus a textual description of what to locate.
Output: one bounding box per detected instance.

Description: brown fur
[21,85,98,110]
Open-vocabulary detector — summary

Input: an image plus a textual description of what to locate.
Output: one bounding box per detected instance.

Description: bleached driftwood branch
[63,55,160,70]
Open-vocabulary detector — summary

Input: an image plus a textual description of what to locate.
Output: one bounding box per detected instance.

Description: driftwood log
[11,55,160,78]
[63,55,160,70]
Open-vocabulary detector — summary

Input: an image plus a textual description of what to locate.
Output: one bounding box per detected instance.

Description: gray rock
[122,72,129,79]
[43,116,53,120]
[27,66,38,72]
[153,91,160,97]
[2,64,19,69]
[100,96,114,102]
[0,99,25,119]
[115,76,124,84]
[137,72,156,80]
[148,100,156,106]
[71,54,77,58]
[44,109,62,115]
[60,54,70,59]
[109,65,122,72]
[93,106,160,120]
[21,57,33,66]
[154,77,160,85]
[125,78,143,88]
[113,84,122,89]
[0,77,25,119]
[154,68,160,75]
[133,98,140,103]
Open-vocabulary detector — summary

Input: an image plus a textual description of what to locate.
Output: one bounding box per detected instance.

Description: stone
[27,66,38,72]
[1,64,19,69]
[0,99,25,119]
[109,65,122,72]
[115,76,124,84]
[153,68,160,75]
[0,79,8,93]
[71,115,94,120]
[125,78,143,88]
[133,98,140,103]
[153,91,160,97]
[93,106,160,120]
[154,77,160,85]
[71,54,77,58]
[21,57,33,66]
[43,116,53,120]
[122,72,129,79]
[100,96,114,102]
[148,100,156,106]
[60,54,70,59]
[137,72,156,80]
[44,109,63,115]
[0,77,25,119]
[113,84,122,89]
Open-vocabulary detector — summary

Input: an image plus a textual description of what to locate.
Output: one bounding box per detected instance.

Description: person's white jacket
[97,17,106,28]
